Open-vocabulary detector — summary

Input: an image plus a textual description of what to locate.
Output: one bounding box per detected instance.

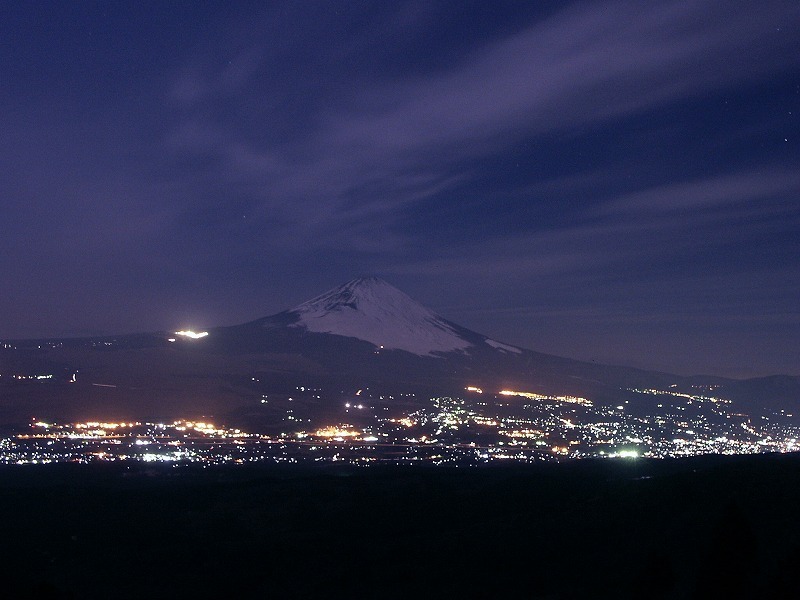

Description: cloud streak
[163,0,799,252]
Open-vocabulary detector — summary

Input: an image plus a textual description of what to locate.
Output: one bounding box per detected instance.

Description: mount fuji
[270,276,519,357]
[288,276,473,356]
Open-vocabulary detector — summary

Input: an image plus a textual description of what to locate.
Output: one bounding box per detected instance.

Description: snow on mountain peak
[288,277,472,356]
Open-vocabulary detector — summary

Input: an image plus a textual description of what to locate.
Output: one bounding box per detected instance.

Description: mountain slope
[280,276,474,356]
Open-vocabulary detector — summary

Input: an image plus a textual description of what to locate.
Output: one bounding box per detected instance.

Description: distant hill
[1,277,797,426]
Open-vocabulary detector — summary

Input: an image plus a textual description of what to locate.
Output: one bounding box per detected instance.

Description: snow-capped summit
[286,276,473,356]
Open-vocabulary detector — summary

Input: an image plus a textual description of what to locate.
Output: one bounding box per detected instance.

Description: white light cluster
[174,330,209,339]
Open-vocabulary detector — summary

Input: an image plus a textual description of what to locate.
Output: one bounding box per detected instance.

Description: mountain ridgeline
[0,277,797,426]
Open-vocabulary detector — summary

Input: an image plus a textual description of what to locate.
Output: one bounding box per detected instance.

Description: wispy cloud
[162,0,799,254]
[601,169,800,216]
[384,165,800,308]
[323,1,794,153]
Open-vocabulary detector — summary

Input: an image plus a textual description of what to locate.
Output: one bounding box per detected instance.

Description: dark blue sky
[1,1,798,378]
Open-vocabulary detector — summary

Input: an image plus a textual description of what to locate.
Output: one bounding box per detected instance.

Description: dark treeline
[2,454,800,599]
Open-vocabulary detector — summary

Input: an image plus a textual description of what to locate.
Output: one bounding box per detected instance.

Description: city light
[2,383,799,466]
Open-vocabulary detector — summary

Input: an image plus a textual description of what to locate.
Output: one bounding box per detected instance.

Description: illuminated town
[2,383,798,467]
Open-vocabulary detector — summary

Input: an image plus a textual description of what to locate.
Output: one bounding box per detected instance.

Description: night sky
[2,1,798,378]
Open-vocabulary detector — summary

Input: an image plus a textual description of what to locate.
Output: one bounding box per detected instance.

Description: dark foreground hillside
[2,455,800,599]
